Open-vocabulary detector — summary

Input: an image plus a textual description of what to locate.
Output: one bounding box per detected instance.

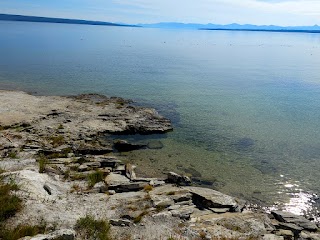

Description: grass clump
[37,154,48,173]
[87,170,104,188]
[143,184,153,193]
[7,151,18,159]
[49,135,65,147]
[0,174,47,240]
[0,183,22,222]
[75,215,110,240]
[133,211,148,224]
[0,223,46,240]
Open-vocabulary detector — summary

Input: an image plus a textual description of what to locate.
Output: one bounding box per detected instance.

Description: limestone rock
[263,234,284,240]
[271,211,318,231]
[167,172,191,186]
[183,186,238,211]
[19,229,75,240]
[109,219,131,226]
[114,140,146,152]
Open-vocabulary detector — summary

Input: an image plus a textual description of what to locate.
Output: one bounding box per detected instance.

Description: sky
[1,0,320,26]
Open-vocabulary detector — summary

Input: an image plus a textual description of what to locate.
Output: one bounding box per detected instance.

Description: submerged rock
[147,140,164,149]
[113,140,146,152]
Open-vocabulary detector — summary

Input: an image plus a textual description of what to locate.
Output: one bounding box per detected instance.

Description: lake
[1,21,320,218]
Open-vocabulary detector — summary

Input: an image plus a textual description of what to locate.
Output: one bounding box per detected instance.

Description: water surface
[1,21,320,217]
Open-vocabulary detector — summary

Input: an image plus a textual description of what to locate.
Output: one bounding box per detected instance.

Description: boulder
[167,172,191,186]
[183,186,239,211]
[271,211,318,232]
[125,163,136,180]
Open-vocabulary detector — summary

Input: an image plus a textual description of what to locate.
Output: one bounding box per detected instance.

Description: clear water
[1,21,320,217]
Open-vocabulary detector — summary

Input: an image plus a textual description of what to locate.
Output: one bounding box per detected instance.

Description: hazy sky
[1,0,320,26]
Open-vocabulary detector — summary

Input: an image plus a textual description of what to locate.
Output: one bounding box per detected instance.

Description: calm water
[1,21,320,217]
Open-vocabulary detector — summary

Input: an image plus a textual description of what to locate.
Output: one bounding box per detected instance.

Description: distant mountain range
[1,14,319,33]
[0,13,137,27]
[139,22,320,33]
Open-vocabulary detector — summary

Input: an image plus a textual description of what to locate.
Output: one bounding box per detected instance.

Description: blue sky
[1,0,320,26]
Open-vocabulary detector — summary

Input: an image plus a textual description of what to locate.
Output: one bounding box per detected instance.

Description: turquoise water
[1,21,320,217]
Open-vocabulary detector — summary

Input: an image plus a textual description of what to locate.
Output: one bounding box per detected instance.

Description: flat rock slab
[271,211,318,231]
[183,186,238,211]
[105,173,130,185]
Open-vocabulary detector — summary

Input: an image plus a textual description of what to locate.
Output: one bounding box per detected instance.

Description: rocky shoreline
[0,90,319,240]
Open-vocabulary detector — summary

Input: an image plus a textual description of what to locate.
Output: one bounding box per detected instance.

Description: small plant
[7,151,18,159]
[133,211,148,224]
[87,170,104,188]
[70,184,82,194]
[57,124,64,130]
[49,135,65,147]
[0,223,46,240]
[38,154,48,173]
[167,191,175,195]
[75,215,110,240]
[143,184,153,193]
[0,182,22,222]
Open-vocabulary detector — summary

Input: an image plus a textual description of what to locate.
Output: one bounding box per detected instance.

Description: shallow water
[1,21,320,217]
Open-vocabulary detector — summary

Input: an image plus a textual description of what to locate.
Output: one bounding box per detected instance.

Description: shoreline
[0,90,319,239]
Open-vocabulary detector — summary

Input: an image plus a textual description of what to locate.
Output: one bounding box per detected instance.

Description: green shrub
[38,155,47,173]
[49,135,65,147]
[7,151,18,159]
[0,183,22,222]
[0,223,46,240]
[75,215,110,240]
[87,171,104,188]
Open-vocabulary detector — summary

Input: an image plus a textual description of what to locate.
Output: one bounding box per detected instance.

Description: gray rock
[149,179,166,187]
[278,222,303,234]
[19,229,75,240]
[84,161,101,169]
[114,140,146,152]
[92,182,108,193]
[108,190,116,195]
[151,194,175,208]
[183,186,238,210]
[78,164,89,172]
[263,234,284,240]
[75,144,113,155]
[109,218,131,226]
[209,208,230,214]
[170,206,195,220]
[125,163,136,180]
[300,231,320,240]
[171,192,192,203]
[96,156,122,168]
[272,211,318,231]
[108,182,148,193]
[167,172,191,186]
[105,172,130,185]
[275,229,294,239]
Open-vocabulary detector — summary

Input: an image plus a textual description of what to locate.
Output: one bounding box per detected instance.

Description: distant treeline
[0,14,137,27]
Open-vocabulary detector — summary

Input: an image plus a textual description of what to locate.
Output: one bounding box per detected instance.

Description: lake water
[1,21,320,218]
